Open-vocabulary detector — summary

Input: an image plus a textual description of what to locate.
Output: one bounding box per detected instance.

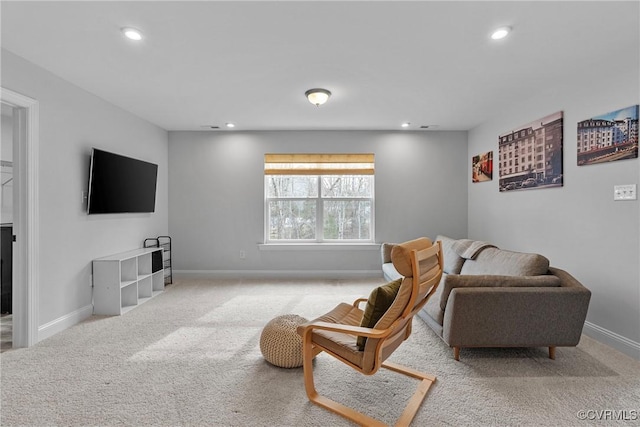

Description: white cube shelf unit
[93,248,164,315]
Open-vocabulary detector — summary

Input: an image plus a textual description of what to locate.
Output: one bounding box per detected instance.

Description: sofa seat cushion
[423,273,447,326]
[459,247,549,276]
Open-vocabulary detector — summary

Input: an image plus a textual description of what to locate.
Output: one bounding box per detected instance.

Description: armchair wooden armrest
[298,321,389,339]
[353,297,369,309]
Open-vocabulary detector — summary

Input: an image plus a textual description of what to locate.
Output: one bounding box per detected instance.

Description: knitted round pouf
[260,314,309,368]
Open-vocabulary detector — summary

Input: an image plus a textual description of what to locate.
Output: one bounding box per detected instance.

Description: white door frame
[1,87,39,347]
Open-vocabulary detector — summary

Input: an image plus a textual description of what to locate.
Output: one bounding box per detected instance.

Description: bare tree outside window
[264,153,374,243]
[267,176,318,240]
[266,174,373,242]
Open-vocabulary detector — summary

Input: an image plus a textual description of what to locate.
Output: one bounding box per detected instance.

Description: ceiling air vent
[200,125,220,129]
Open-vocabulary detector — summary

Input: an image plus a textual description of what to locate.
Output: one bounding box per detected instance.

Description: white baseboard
[174,270,383,279]
[583,321,640,360]
[38,304,93,342]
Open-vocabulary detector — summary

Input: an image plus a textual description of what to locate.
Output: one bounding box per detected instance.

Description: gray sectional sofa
[381,235,591,360]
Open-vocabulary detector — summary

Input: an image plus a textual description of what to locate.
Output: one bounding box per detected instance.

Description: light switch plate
[614,184,637,201]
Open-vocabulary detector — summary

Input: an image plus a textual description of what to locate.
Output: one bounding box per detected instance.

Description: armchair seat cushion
[305,302,364,368]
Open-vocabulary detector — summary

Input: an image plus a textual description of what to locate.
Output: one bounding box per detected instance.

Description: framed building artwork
[472,151,493,182]
[577,105,639,166]
[498,111,563,192]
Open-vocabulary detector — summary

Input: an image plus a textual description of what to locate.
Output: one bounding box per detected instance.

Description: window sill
[258,243,380,251]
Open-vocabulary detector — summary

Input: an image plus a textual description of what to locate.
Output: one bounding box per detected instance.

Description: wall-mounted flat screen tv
[87,148,158,214]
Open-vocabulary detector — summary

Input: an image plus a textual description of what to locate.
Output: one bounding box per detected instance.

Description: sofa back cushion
[381,243,394,264]
[459,247,549,276]
[436,235,465,275]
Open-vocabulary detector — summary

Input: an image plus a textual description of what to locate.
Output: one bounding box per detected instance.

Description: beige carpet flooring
[1,277,639,426]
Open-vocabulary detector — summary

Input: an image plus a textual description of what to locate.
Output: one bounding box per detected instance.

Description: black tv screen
[87,148,158,214]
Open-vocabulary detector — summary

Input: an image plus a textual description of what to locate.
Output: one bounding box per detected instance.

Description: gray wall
[1,49,169,333]
[168,130,468,275]
[467,65,639,358]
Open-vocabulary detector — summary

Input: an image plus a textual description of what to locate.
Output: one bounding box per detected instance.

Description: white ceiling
[1,1,638,132]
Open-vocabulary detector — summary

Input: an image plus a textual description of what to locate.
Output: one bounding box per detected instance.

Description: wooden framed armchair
[297,238,444,427]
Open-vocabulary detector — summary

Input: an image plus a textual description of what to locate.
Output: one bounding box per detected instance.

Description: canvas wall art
[498,111,563,192]
[472,151,493,182]
[577,105,639,166]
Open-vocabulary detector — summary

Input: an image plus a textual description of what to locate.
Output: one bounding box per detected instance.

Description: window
[264,153,374,243]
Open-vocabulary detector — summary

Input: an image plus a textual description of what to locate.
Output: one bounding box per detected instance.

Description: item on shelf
[144,236,172,285]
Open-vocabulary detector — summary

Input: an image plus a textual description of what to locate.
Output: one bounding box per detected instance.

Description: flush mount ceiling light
[225,122,235,128]
[305,88,331,107]
[401,122,411,128]
[122,27,143,41]
[491,26,512,40]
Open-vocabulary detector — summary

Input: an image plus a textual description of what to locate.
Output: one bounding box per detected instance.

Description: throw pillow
[357,278,403,350]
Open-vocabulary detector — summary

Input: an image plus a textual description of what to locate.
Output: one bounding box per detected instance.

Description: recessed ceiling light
[491,26,512,40]
[401,122,410,128]
[122,27,143,41]
[225,123,235,128]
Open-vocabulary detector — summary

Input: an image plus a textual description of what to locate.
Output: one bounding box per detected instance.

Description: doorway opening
[1,87,40,349]
[1,104,14,351]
